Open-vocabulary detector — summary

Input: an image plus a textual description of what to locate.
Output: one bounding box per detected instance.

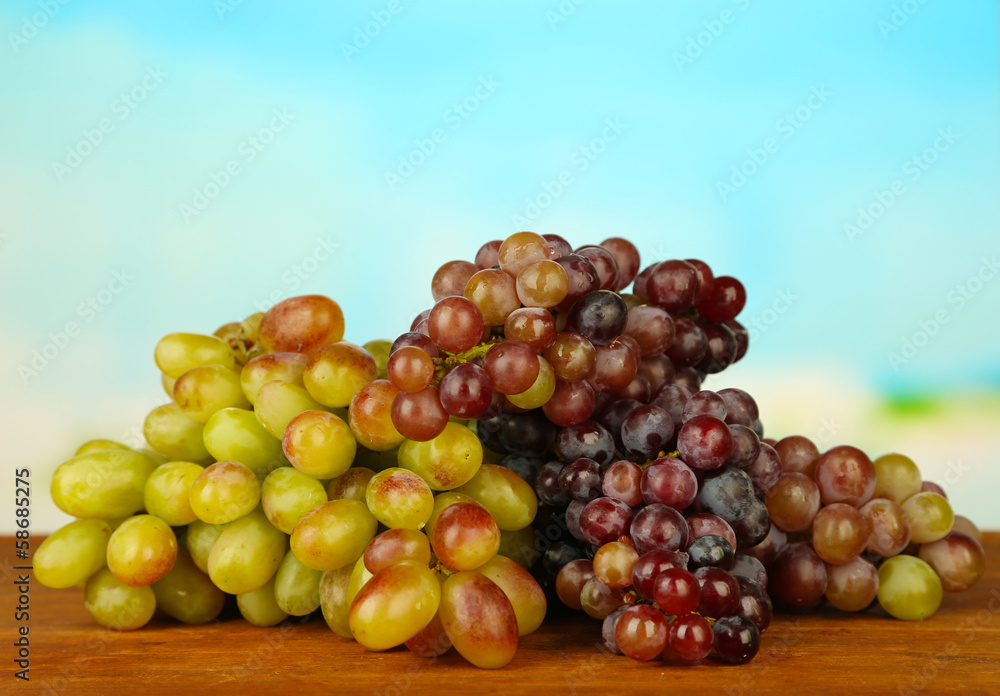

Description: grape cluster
[749,436,986,621]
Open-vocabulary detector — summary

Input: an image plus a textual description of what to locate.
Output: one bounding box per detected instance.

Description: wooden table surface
[3,534,999,696]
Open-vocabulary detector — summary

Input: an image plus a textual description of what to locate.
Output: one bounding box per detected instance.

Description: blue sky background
[2,0,998,531]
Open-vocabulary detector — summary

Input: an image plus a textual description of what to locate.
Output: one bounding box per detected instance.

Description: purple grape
[621,404,675,459]
[542,540,587,577]
[602,606,628,655]
[498,454,543,483]
[534,461,568,506]
[632,549,690,600]
[630,504,689,554]
[693,467,756,526]
[727,424,761,469]
[598,398,641,451]
[439,363,493,418]
[672,366,703,392]
[677,415,733,470]
[498,411,557,457]
[580,497,634,546]
[735,577,772,634]
[694,567,741,619]
[640,458,698,509]
[566,499,587,542]
[686,534,735,571]
[601,459,643,507]
[681,390,728,422]
[745,442,782,494]
[731,553,768,590]
[713,615,760,665]
[566,290,628,346]
[646,260,699,313]
[726,319,749,362]
[556,420,615,465]
[665,318,707,367]
[650,384,691,422]
[718,388,759,428]
[558,458,603,502]
[731,499,771,548]
[696,322,737,374]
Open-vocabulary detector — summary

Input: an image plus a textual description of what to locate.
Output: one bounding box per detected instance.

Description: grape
[653,567,701,615]
[390,331,439,357]
[554,253,602,313]
[184,520,227,575]
[765,473,821,533]
[516,259,569,308]
[498,454,543,484]
[615,373,652,403]
[682,390,727,421]
[273,548,323,616]
[188,460,261,525]
[84,567,156,631]
[262,467,329,534]
[650,384,691,422]
[872,453,922,504]
[683,259,714,305]
[663,613,713,664]
[731,553,768,589]
[556,420,614,465]
[303,341,377,408]
[687,535,735,571]
[598,398,641,451]
[727,320,749,362]
[665,318,707,367]
[621,404,674,459]
[534,461,569,506]
[717,388,758,428]
[672,366,702,392]
[173,365,250,423]
[365,467,434,530]
[429,296,486,354]
[425,491,480,540]
[901,491,954,544]
[454,463,538,531]
[440,571,519,669]
[143,403,210,461]
[152,548,226,624]
[687,513,738,550]
[282,410,356,479]
[921,480,947,498]
[391,385,450,442]
[590,341,638,393]
[497,410,557,456]
[615,605,668,661]
[861,498,912,557]
[877,555,943,621]
[106,514,178,587]
[203,407,285,478]
[254,380,327,440]
[602,606,628,655]
[732,499,771,548]
[742,523,787,568]
[258,294,344,354]
[484,341,539,395]
[566,290,628,346]
[770,542,828,608]
[556,558,596,610]
[441,364,494,419]
[677,415,733,470]
[154,332,235,379]
[432,259,478,301]
[476,555,547,635]
[349,560,441,651]
[697,322,738,374]
[499,231,551,277]
[507,357,556,410]
[774,435,820,477]
[398,421,484,490]
[736,576,772,633]
[825,556,879,612]
[290,499,376,572]
[349,379,406,451]
[712,615,760,665]
[497,527,540,570]
[637,354,676,394]
[952,515,983,544]
[363,529,432,574]
[33,519,112,589]
[240,352,310,405]
[387,345,435,393]
[918,531,986,592]
[364,339,392,379]
[593,541,640,589]
[640,458,698,509]
[697,276,746,323]
[814,445,876,507]
[600,237,641,289]
[319,565,354,638]
[728,424,761,470]
[405,612,453,658]
[504,307,557,353]
[566,500,587,542]
[237,575,288,627]
[543,378,596,427]
[580,576,627,619]
[631,549,689,599]
[811,503,871,565]
[465,268,521,326]
[347,554,375,606]
[542,233,573,258]
[630,504,688,554]
[693,467,756,527]
[576,245,620,291]
[544,331,597,383]
[327,467,376,503]
[475,239,502,269]
[431,501,501,571]
[646,260,699,313]
[602,459,643,507]
[582,497,635,546]
[558,458,603,502]
[143,461,204,526]
[693,567,740,618]
[623,305,674,357]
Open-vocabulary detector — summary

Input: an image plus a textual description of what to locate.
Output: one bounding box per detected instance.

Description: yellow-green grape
[237,575,288,627]
[431,501,501,571]
[304,341,378,408]
[363,528,433,574]
[426,491,480,539]
[498,527,539,570]
[282,410,357,479]
[290,499,377,571]
[902,491,954,544]
[454,463,538,531]
[319,566,354,638]
[34,519,112,589]
[274,549,323,616]
[353,448,399,472]
[348,379,406,452]
[365,467,434,530]
[398,422,483,490]
[75,439,134,456]
[173,365,250,424]
[214,320,242,343]
[347,554,374,606]
[364,339,392,380]
[240,352,309,406]
[143,461,204,526]
[872,453,923,504]
[51,449,158,519]
[208,510,287,594]
[188,460,261,525]
[327,467,376,502]
[255,380,328,439]
[155,332,235,379]
[184,520,228,574]
[241,311,264,345]
[262,466,328,534]
[506,357,555,410]
[475,555,547,636]
[161,373,177,398]
[84,567,156,631]
[439,571,519,669]
[877,555,943,621]
[151,548,226,624]
[348,560,441,651]
[143,403,210,461]
[106,514,178,587]
[203,407,285,479]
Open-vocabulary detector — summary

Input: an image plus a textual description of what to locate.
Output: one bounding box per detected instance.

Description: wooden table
[3,534,999,696]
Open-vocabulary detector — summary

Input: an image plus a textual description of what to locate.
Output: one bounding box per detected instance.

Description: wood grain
[3,534,999,696]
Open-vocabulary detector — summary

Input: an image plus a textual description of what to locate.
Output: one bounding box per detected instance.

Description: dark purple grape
[476,414,505,452]
[665,318,707,367]
[731,553,768,589]
[566,499,587,542]
[677,415,733,470]
[650,384,691,422]
[542,540,587,577]
[693,567,740,619]
[687,534,735,571]
[672,366,703,392]
[725,319,749,362]
[718,388,759,428]
[439,363,493,418]
[630,504,689,554]
[770,541,828,608]
[696,322,737,374]
[735,576,772,633]
[558,458,603,502]
[499,411,556,457]
[681,390,727,422]
[632,549,689,600]
[746,443,782,494]
[599,398,642,451]
[693,467,756,526]
[621,404,674,459]
[686,258,715,305]
[731,499,771,548]
[580,497,634,546]
[555,420,614,465]
[535,461,569,506]
[640,458,697,509]
[697,276,746,324]
[566,290,628,346]
[741,523,787,568]
[727,424,761,470]
[497,454,543,484]
[646,260,699,313]
[712,614,760,665]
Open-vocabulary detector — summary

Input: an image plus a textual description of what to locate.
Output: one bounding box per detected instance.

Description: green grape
[75,439,135,456]
[188,460,261,525]
[208,510,287,594]
[290,499,377,571]
[327,467,376,502]
[453,463,538,531]
[398,422,483,490]
[237,575,288,627]
[431,501,501,571]
[203,407,285,479]
[365,467,434,530]
[474,555,547,636]
[304,341,378,408]
[240,352,309,406]
[106,514,178,587]
[261,466,328,534]
[877,555,943,621]
[155,332,236,379]
[439,571,519,669]
[363,339,392,380]
[143,403,210,461]
[173,365,250,424]
[255,380,328,439]
[34,519,112,589]
[425,491,481,538]
[506,357,555,410]
[901,491,954,544]
[364,528,432,574]
[319,565,354,638]
[161,373,177,398]
[143,461,204,526]
[184,519,228,574]
[274,548,323,616]
[498,527,539,570]
[241,311,264,345]
[348,560,441,651]
[282,410,357,479]
[151,548,226,624]
[349,379,406,452]
[347,554,374,606]
[872,453,923,504]
[51,449,158,520]
[84,567,157,631]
